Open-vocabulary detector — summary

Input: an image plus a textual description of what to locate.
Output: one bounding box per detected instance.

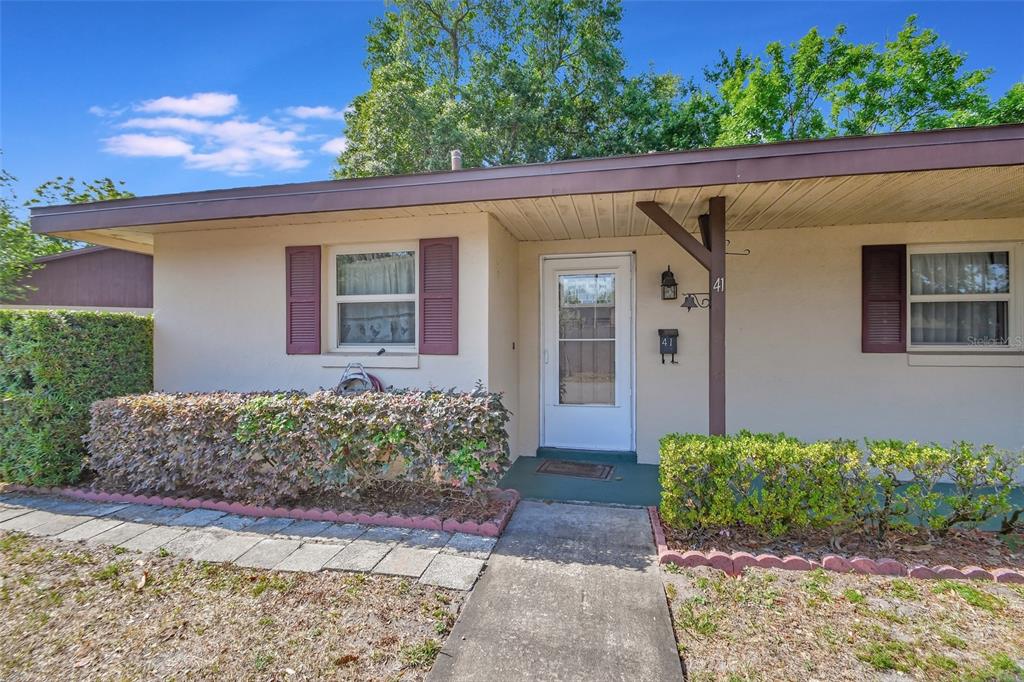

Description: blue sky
[2,1,1022,204]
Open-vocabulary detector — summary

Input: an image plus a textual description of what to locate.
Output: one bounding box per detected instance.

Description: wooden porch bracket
[635,201,711,270]
[636,198,727,436]
[697,214,711,250]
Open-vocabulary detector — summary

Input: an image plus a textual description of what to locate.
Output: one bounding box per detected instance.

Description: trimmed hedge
[86,389,511,506]
[660,431,1021,539]
[0,310,153,485]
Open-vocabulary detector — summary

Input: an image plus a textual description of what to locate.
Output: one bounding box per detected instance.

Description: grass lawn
[0,532,463,680]
[662,564,1024,681]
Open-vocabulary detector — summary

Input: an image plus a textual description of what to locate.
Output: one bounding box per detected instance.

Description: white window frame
[906,242,1022,353]
[328,242,418,354]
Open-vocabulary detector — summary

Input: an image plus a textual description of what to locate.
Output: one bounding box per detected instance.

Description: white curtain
[910,251,1009,344]
[911,301,1007,344]
[338,302,415,344]
[911,251,1009,295]
[336,252,415,296]
[336,252,416,345]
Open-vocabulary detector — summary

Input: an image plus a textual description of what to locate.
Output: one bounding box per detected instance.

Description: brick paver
[235,538,303,569]
[372,546,439,577]
[30,513,92,537]
[119,526,186,552]
[324,539,394,572]
[110,505,188,525]
[193,533,263,563]
[0,510,56,532]
[162,529,228,558]
[173,508,227,527]
[274,543,344,572]
[280,520,331,538]
[88,521,154,546]
[0,507,31,524]
[420,553,486,590]
[245,517,296,535]
[442,533,497,560]
[0,493,495,590]
[55,517,124,542]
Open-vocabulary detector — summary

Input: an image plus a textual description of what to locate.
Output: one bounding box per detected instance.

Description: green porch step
[536,447,637,465]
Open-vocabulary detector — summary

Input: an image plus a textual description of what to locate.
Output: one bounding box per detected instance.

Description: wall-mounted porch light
[660,266,678,300]
[680,292,710,311]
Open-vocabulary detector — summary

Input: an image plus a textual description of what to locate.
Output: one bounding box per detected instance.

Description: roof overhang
[30,124,1024,252]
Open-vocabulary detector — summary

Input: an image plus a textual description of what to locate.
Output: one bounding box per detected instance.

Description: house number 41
[713,277,725,292]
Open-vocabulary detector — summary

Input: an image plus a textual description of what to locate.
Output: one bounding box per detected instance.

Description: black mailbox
[658,329,679,364]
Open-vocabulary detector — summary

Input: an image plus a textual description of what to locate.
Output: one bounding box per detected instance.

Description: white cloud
[320,136,349,155]
[136,92,238,117]
[285,105,350,120]
[94,93,352,174]
[88,105,125,118]
[103,134,194,158]
[109,114,308,173]
[120,116,213,135]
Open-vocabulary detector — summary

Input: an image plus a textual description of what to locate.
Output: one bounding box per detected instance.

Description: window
[908,245,1015,349]
[329,245,417,351]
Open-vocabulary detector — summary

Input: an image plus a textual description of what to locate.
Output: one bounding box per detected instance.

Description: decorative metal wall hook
[724,239,751,256]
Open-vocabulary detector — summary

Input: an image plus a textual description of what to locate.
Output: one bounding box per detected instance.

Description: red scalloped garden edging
[648,506,1024,584]
[4,484,520,538]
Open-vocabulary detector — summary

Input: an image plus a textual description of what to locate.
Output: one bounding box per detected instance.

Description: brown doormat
[536,459,614,480]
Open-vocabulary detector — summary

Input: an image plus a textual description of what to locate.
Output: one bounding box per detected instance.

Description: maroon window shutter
[285,245,321,354]
[862,244,906,353]
[419,237,459,355]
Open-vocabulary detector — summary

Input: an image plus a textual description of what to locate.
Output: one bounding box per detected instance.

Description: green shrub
[659,432,750,531]
[0,310,152,485]
[660,432,1021,539]
[865,439,1016,539]
[86,388,511,505]
[864,439,947,539]
[659,431,869,536]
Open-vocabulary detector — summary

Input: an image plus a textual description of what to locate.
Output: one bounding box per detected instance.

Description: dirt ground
[0,532,464,681]
[662,563,1024,681]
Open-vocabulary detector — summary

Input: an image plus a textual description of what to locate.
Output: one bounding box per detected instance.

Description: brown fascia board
[30,124,1024,235]
[33,245,110,263]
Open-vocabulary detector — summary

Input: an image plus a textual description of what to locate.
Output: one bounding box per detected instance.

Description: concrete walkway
[428,501,683,681]
[0,492,494,590]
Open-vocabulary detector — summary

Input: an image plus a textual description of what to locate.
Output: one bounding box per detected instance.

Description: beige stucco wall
[153,209,1023,465]
[153,212,496,393]
[487,215,521,457]
[517,218,1024,463]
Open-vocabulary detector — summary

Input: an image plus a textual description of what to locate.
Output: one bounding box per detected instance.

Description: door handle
[543,349,549,365]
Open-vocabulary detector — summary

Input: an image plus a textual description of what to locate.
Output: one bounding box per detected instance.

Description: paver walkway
[427,501,683,681]
[0,492,494,590]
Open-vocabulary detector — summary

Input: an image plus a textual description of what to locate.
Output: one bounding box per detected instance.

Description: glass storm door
[542,255,633,451]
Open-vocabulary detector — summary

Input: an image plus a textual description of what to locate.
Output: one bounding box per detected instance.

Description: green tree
[0,172,132,301]
[334,0,632,177]
[336,7,1022,175]
[708,16,1019,146]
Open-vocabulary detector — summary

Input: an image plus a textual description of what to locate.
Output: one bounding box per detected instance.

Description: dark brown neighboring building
[2,246,152,310]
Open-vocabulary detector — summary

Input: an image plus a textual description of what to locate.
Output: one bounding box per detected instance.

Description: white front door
[542,254,634,451]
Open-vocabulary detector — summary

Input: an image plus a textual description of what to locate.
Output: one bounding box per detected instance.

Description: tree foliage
[710,16,999,145]
[0,172,132,301]
[336,8,1022,177]
[335,0,634,176]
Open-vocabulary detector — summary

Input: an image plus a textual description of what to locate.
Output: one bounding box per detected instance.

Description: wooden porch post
[636,198,727,436]
[707,197,726,435]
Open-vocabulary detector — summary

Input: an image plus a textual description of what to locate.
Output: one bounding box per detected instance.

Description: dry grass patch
[662,564,1024,681]
[0,532,463,680]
